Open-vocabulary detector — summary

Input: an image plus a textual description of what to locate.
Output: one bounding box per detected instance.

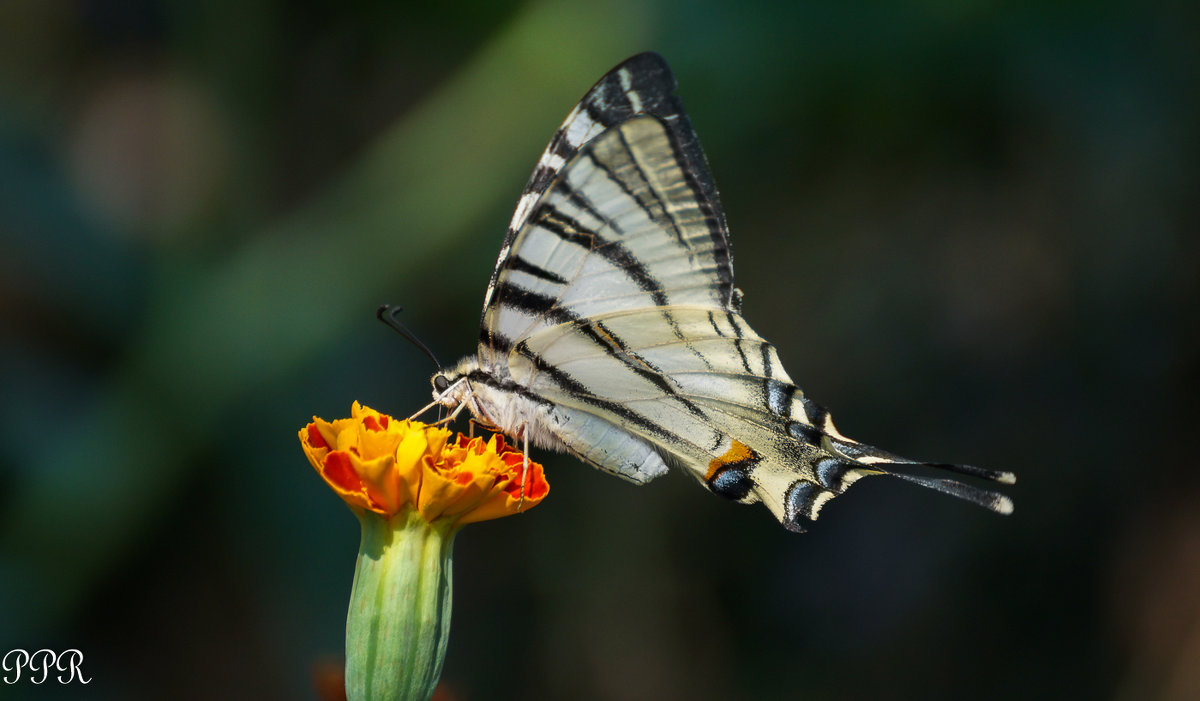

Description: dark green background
[2,1,1196,699]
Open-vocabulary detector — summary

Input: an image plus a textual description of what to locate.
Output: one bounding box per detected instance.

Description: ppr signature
[2,649,91,684]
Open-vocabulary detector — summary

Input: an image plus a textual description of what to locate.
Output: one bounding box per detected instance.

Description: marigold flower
[299,402,547,701]
[299,401,548,525]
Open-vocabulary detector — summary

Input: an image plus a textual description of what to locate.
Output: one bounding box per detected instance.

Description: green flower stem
[346,508,457,701]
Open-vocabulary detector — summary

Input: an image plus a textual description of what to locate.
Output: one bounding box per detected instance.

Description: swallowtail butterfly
[427,53,1014,532]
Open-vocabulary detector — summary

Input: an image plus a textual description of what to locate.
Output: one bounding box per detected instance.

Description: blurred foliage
[0,0,1197,699]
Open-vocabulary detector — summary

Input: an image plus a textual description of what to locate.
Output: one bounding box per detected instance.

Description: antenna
[376,304,443,371]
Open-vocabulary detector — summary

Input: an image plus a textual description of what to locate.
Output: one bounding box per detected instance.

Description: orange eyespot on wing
[706,439,756,481]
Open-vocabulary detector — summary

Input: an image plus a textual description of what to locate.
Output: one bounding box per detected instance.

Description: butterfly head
[429,356,480,409]
[429,355,521,435]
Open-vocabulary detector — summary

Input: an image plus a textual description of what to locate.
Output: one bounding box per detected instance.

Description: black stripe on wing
[509,339,682,444]
[612,127,691,249]
[507,255,569,285]
[491,280,709,423]
[535,205,669,304]
[586,318,708,419]
[492,281,574,325]
[660,110,733,306]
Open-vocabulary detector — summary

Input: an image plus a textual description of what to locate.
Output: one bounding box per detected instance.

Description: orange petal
[306,423,328,449]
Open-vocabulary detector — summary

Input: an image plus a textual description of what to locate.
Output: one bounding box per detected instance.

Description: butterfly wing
[478,52,734,367]
[470,55,1013,531]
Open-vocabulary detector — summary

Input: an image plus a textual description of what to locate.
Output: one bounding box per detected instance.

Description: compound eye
[432,374,450,393]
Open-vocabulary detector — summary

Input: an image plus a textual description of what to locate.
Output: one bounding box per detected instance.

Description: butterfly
[425,52,1014,532]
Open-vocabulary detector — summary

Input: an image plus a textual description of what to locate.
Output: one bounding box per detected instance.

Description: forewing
[479,52,734,361]
[481,116,735,365]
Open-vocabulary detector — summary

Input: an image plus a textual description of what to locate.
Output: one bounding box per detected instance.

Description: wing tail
[826,423,1015,502]
[749,454,1014,533]
[799,449,1013,524]
[884,468,1014,514]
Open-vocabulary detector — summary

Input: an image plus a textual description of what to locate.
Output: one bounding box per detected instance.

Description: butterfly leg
[426,400,468,428]
[405,395,444,422]
[406,377,467,422]
[518,425,529,512]
[468,416,501,438]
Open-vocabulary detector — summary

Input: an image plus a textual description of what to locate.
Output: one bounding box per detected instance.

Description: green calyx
[345,507,457,701]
